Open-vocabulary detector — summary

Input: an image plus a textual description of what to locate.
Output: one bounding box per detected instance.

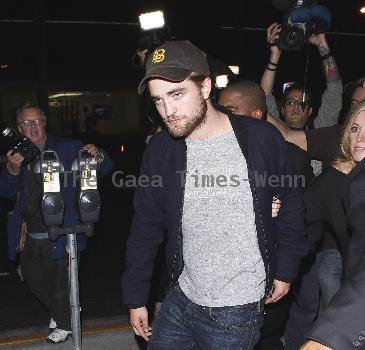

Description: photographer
[261,23,342,132]
[0,103,113,343]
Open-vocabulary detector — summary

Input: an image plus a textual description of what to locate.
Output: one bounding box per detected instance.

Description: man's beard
[165,97,208,138]
[287,111,306,128]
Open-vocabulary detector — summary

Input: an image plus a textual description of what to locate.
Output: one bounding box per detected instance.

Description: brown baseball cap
[137,41,210,94]
[344,76,365,96]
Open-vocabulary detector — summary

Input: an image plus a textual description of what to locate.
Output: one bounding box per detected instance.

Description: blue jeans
[317,249,342,308]
[148,284,264,350]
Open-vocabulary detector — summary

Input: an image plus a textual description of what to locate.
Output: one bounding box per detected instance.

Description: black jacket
[308,158,365,349]
[122,111,307,307]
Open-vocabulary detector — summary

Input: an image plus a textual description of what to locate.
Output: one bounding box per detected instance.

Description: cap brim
[137,67,192,94]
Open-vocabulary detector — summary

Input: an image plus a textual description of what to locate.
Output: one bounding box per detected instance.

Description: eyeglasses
[284,99,310,107]
[19,118,46,127]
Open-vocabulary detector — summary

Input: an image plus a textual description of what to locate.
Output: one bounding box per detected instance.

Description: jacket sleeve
[121,141,165,307]
[313,80,343,129]
[0,165,20,200]
[271,130,308,281]
[265,94,280,120]
[304,182,326,252]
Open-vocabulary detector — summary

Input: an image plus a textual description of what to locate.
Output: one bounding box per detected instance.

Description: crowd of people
[1,22,365,350]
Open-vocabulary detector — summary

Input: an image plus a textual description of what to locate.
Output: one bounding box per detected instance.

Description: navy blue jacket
[0,134,113,260]
[122,112,307,307]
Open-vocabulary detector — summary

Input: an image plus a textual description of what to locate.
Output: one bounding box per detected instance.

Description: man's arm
[121,138,166,339]
[82,143,113,176]
[267,114,307,150]
[309,34,343,128]
[0,150,22,200]
[268,127,308,283]
[261,23,282,96]
[261,23,282,120]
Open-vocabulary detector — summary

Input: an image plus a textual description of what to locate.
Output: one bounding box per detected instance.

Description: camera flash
[139,11,165,31]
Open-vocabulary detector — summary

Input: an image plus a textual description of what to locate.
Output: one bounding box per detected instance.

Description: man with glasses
[0,103,113,343]
[261,24,342,132]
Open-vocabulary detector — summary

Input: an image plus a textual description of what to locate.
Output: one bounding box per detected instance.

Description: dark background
[0,0,364,332]
[1,0,364,89]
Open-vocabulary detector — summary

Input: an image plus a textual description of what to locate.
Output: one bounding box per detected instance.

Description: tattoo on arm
[324,56,340,82]
[318,43,330,56]
[318,44,340,82]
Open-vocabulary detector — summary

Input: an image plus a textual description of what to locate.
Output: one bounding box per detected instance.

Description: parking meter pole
[67,233,81,350]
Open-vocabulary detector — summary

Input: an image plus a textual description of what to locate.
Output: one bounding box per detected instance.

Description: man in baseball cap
[122,40,306,350]
[138,41,210,94]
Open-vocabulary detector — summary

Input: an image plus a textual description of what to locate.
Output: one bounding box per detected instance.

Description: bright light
[139,11,165,31]
[120,145,126,153]
[215,75,229,89]
[228,65,239,75]
[49,92,83,99]
[360,6,365,14]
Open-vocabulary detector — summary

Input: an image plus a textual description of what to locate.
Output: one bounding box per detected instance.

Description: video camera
[278,0,331,50]
[0,122,39,165]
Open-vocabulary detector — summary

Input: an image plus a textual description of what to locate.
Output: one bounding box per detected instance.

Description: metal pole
[67,233,82,350]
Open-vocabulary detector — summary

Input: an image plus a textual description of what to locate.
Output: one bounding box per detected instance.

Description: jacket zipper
[248,166,271,296]
[169,164,187,289]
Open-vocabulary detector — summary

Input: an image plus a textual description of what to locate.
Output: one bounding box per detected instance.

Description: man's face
[17,107,47,144]
[218,89,249,115]
[148,77,209,138]
[351,86,365,107]
[349,110,365,162]
[282,89,312,129]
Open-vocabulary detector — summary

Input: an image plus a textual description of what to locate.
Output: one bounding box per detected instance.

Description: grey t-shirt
[178,130,266,307]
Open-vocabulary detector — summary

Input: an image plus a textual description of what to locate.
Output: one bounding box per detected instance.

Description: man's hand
[300,340,333,350]
[309,33,327,47]
[7,150,24,174]
[83,144,103,161]
[272,196,281,218]
[266,22,282,56]
[265,279,290,304]
[130,306,152,342]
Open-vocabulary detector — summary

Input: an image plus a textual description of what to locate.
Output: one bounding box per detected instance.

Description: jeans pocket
[207,303,261,331]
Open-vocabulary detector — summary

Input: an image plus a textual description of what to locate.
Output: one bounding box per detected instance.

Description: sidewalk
[0,316,144,350]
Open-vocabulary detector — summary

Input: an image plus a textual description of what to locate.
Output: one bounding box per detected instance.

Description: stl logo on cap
[151,49,165,64]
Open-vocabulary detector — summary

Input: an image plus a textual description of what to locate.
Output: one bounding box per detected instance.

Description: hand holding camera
[6,149,24,174]
[267,23,282,56]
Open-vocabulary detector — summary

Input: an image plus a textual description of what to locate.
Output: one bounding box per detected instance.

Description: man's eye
[173,92,182,98]
[350,126,359,132]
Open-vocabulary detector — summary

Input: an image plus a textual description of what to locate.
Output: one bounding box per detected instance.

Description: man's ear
[251,109,264,120]
[201,77,212,100]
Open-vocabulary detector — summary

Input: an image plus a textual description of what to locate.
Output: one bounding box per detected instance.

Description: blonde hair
[334,100,365,169]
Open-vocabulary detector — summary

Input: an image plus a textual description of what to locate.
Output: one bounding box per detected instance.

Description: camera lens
[284,28,304,48]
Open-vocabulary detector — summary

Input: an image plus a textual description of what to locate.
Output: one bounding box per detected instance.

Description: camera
[278,1,331,50]
[0,122,39,165]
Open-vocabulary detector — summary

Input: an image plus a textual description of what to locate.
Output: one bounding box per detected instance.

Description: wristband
[266,66,277,71]
[268,61,278,67]
[320,52,332,60]
[266,42,277,49]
